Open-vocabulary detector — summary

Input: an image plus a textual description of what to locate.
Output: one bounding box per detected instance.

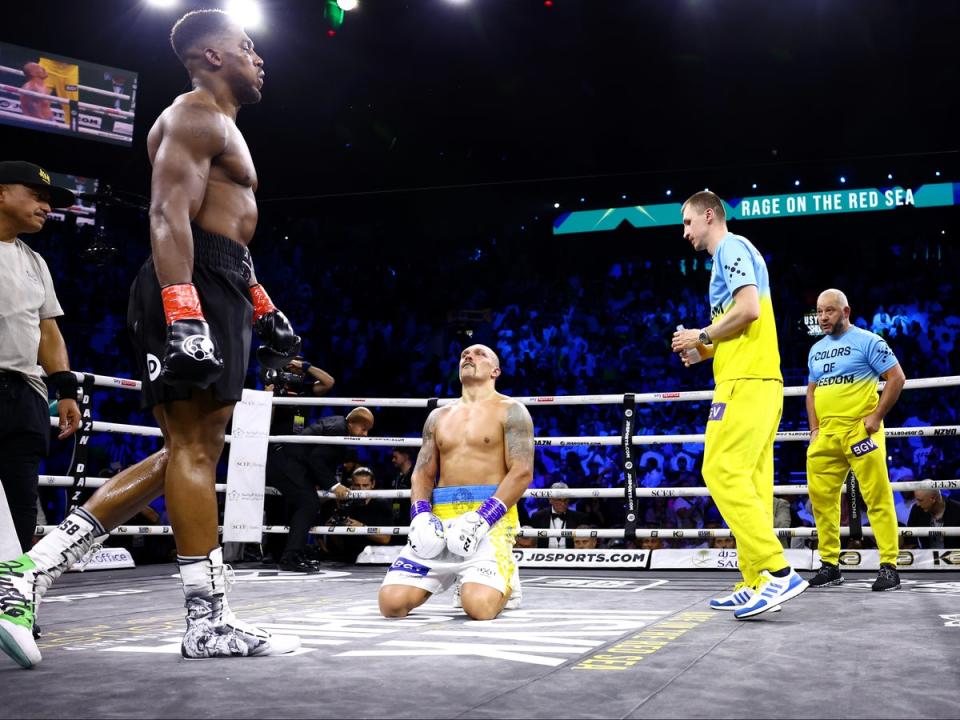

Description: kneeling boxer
[379,345,534,621]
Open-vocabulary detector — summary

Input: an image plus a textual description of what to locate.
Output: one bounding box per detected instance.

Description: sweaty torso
[434,396,512,487]
[147,93,258,245]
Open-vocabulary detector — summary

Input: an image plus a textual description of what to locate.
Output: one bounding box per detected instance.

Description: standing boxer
[0,10,302,668]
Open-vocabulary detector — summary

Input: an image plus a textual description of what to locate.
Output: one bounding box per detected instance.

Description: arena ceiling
[3,0,956,202]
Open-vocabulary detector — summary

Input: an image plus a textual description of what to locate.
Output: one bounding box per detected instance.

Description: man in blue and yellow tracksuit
[805,289,906,592]
[672,190,808,619]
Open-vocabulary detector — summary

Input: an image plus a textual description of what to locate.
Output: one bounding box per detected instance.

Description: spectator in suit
[529,481,589,549]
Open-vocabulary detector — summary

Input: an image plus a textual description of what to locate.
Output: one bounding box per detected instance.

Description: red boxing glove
[158,283,222,387]
[161,283,205,324]
[249,284,301,369]
[249,283,276,323]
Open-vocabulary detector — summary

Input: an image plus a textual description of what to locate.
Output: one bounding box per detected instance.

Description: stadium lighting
[337,0,359,9]
[225,0,264,29]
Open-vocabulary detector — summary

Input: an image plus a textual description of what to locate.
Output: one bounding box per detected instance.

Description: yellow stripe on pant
[806,421,899,566]
[702,378,787,587]
[432,485,519,594]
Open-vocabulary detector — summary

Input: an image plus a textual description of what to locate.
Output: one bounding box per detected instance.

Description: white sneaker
[452,578,463,609]
[734,569,808,620]
[709,582,756,611]
[709,581,781,613]
[505,567,522,610]
[452,569,522,611]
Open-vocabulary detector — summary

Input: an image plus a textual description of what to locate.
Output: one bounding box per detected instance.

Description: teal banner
[552,182,959,235]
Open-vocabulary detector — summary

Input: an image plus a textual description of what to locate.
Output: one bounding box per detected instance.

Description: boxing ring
[0,64,134,143]
[14,372,960,719]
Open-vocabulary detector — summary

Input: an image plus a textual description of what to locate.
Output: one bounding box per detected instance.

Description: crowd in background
[26,208,958,561]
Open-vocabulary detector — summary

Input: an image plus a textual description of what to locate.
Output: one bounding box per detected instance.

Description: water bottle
[676,325,701,363]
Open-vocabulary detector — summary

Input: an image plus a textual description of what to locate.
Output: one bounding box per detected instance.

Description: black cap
[0,161,75,208]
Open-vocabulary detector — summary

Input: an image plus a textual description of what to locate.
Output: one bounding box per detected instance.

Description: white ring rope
[0,84,134,120]
[0,109,66,129]
[62,371,960,404]
[42,371,959,542]
[50,416,960,447]
[33,524,960,540]
[36,473,960,499]
[0,65,132,100]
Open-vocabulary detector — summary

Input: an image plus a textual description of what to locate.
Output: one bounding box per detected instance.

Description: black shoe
[872,564,900,591]
[278,553,320,573]
[808,562,844,588]
[32,623,42,640]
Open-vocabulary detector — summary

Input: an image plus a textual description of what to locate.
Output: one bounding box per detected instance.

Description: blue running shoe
[734,569,808,619]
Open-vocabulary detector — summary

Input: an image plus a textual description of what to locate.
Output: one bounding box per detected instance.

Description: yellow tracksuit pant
[702,378,787,587]
[806,420,899,566]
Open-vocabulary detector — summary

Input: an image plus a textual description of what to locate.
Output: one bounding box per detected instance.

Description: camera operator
[325,466,393,563]
[388,447,415,543]
[263,356,336,435]
[265,406,375,572]
[260,357,335,564]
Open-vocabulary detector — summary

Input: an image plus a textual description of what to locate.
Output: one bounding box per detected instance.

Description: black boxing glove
[250,284,301,369]
[159,283,223,388]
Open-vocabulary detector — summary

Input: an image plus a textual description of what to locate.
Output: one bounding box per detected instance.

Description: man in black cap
[0,161,81,555]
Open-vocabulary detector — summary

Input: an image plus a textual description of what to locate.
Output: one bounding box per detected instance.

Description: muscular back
[147,90,258,248]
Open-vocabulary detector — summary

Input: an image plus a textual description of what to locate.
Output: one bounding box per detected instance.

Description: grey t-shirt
[0,238,64,398]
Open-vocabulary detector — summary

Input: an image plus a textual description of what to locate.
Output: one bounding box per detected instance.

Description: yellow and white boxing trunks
[381,485,519,595]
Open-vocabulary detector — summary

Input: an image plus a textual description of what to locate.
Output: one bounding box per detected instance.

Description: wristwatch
[698,329,712,346]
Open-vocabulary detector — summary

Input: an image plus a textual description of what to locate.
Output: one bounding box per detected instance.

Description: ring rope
[33,524,960,540]
[37,472,959,499]
[58,371,960,404]
[39,370,960,547]
[0,65,132,100]
[50,416,959,446]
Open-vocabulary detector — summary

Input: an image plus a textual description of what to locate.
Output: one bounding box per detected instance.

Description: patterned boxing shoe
[180,548,300,658]
[0,555,43,668]
[181,594,299,658]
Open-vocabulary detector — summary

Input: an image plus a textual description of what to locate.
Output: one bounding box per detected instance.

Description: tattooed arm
[411,408,442,505]
[495,400,535,508]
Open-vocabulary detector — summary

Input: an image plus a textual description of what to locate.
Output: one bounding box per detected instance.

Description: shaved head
[817,288,849,310]
[472,344,500,369]
[459,344,502,386]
